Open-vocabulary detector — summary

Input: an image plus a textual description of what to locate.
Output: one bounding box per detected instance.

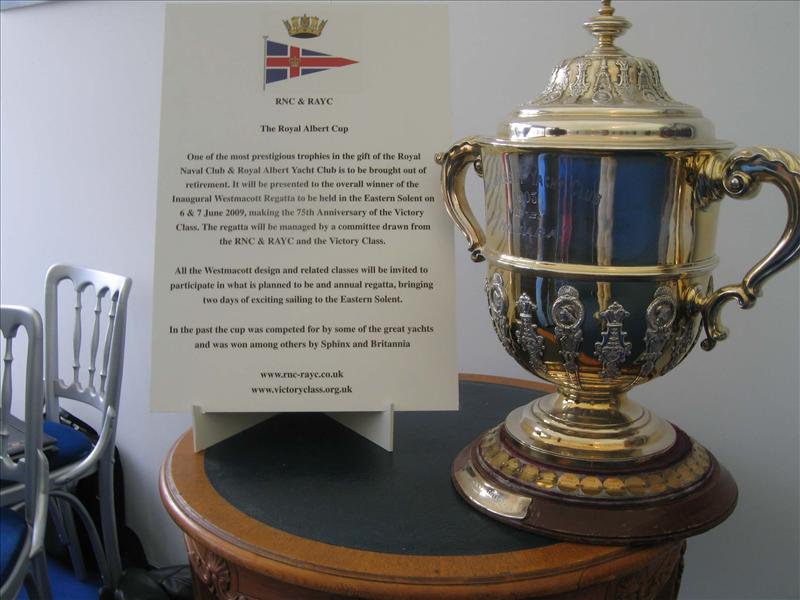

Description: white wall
[0,0,190,570]
[1,2,797,598]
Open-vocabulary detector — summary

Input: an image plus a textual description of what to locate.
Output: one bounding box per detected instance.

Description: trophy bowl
[437,1,800,544]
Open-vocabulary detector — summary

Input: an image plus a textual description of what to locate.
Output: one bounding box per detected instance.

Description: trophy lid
[494,1,733,150]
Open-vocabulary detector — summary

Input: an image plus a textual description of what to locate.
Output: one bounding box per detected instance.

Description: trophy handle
[697,147,800,350]
[435,139,486,262]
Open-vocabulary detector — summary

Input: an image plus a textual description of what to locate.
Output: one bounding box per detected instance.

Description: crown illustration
[283,14,327,38]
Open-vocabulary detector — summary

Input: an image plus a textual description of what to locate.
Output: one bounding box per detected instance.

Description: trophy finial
[584,0,631,53]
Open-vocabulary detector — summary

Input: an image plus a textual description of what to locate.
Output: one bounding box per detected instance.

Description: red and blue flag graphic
[264,40,357,85]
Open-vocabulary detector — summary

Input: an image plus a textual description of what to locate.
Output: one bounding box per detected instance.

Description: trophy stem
[503,390,676,464]
[553,387,629,415]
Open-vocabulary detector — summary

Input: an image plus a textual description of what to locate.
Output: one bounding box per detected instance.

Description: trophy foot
[504,391,677,463]
[452,411,738,544]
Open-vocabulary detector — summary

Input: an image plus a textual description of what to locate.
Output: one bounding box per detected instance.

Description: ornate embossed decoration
[592,59,614,104]
[515,293,545,371]
[552,285,585,373]
[531,55,682,107]
[186,538,249,600]
[644,59,672,102]
[594,301,632,378]
[486,273,513,354]
[636,286,677,376]
[534,60,569,104]
[568,58,591,100]
[638,59,666,103]
[478,426,710,500]
[614,58,635,102]
[667,318,691,369]
[613,545,683,600]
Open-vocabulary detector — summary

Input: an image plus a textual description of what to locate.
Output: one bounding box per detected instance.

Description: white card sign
[151,3,457,417]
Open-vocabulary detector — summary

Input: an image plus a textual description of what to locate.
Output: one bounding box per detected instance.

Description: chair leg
[28,551,53,600]
[98,454,123,586]
[49,495,89,581]
[58,496,89,581]
[50,490,113,590]
[48,497,68,544]
[23,573,38,600]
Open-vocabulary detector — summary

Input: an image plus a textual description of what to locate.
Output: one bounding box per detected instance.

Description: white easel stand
[191,405,396,452]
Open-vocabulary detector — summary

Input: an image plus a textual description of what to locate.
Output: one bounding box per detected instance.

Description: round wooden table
[160,374,686,599]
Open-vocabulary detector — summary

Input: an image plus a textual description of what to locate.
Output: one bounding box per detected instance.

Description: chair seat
[44,421,93,470]
[0,506,27,581]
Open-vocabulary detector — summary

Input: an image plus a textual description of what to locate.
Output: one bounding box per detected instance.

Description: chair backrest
[0,305,45,515]
[0,304,50,600]
[44,264,132,422]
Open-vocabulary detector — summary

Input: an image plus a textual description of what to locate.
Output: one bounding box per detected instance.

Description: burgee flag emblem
[264,40,357,85]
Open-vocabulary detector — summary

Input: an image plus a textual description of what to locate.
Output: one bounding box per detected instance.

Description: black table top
[205,378,556,556]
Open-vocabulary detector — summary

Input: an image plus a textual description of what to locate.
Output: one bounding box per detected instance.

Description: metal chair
[0,305,51,600]
[41,265,131,588]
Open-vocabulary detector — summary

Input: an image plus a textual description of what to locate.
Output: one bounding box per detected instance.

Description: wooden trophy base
[452,424,738,545]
